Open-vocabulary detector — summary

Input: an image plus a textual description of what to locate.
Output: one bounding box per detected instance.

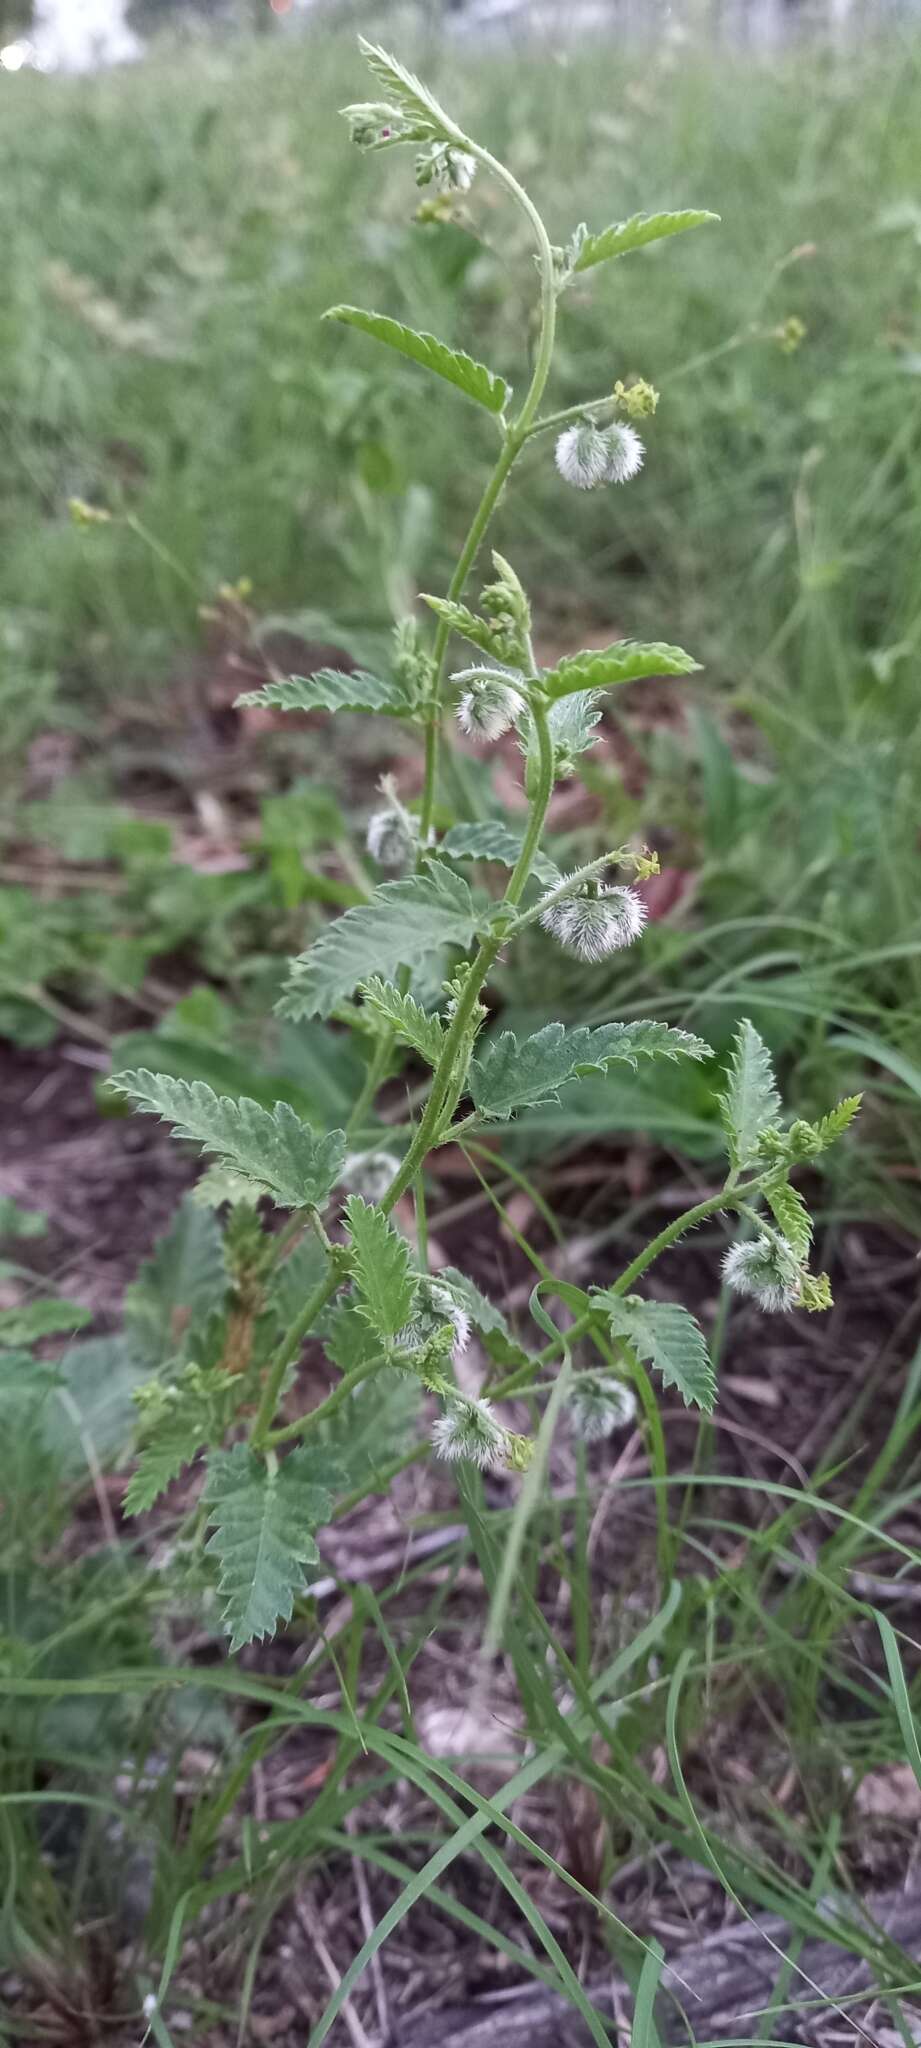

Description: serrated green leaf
[358,36,455,138]
[281,863,477,1022]
[124,1199,228,1369]
[0,1298,91,1345]
[764,1177,812,1260]
[809,1095,862,1152]
[441,822,560,889]
[541,641,701,702]
[419,595,502,659]
[113,1073,346,1211]
[345,1196,417,1342]
[359,976,447,1068]
[546,690,604,759]
[437,1266,511,1339]
[572,208,719,273]
[470,1020,713,1121]
[718,1020,782,1172]
[235,668,412,718]
[204,1442,339,1651]
[321,1298,384,1374]
[597,1295,716,1413]
[324,307,510,416]
[124,1365,238,1516]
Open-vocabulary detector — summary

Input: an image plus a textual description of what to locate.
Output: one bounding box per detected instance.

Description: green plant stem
[382,700,556,1211]
[417,138,557,841]
[380,935,498,1212]
[414,1171,429,1270]
[611,1185,741,1295]
[418,443,518,842]
[492,1179,765,1401]
[360,144,560,1138]
[589,1320,673,1584]
[525,394,619,440]
[266,1357,385,1448]
[250,1263,340,1450]
[506,696,555,903]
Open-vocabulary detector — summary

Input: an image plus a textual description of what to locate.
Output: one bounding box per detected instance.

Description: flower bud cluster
[416,142,477,193]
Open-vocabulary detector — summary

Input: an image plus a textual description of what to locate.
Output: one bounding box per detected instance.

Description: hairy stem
[417,140,557,839]
[492,1180,766,1401]
[382,695,557,1210]
[505,695,555,905]
[525,395,619,441]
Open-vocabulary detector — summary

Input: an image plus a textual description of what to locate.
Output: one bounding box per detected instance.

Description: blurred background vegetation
[2,2,920,1200]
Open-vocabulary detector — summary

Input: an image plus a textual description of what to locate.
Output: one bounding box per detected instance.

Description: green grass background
[2,18,920,1148]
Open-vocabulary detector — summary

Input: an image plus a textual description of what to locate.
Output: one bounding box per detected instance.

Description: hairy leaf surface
[572,208,719,273]
[236,669,411,718]
[124,1365,238,1517]
[597,1295,716,1412]
[359,977,446,1067]
[345,1196,417,1341]
[358,36,456,137]
[324,306,510,415]
[281,864,477,1021]
[441,821,560,888]
[204,1442,340,1650]
[0,1299,91,1345]
[764,1178,812,1259]
[541,641,701,702]
[718,1020,781,1171]
[470,1020,712,1120]
[114,1072,346,1210]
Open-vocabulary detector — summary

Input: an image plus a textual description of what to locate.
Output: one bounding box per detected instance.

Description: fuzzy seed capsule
[568,1374,637,1442]
[722,1234,800,1312]
[431,1395,508,1469]
[555,422,613,490]
[455,669,525,743]
[541,884,647,961]
[366,805,416,870]
[601,420,645,483]
[339,1150,401,1205]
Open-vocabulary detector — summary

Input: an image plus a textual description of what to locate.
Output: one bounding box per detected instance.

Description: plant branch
[266,1356,386,1448]
[249,1219,344,1448]
[525,394,619,440]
